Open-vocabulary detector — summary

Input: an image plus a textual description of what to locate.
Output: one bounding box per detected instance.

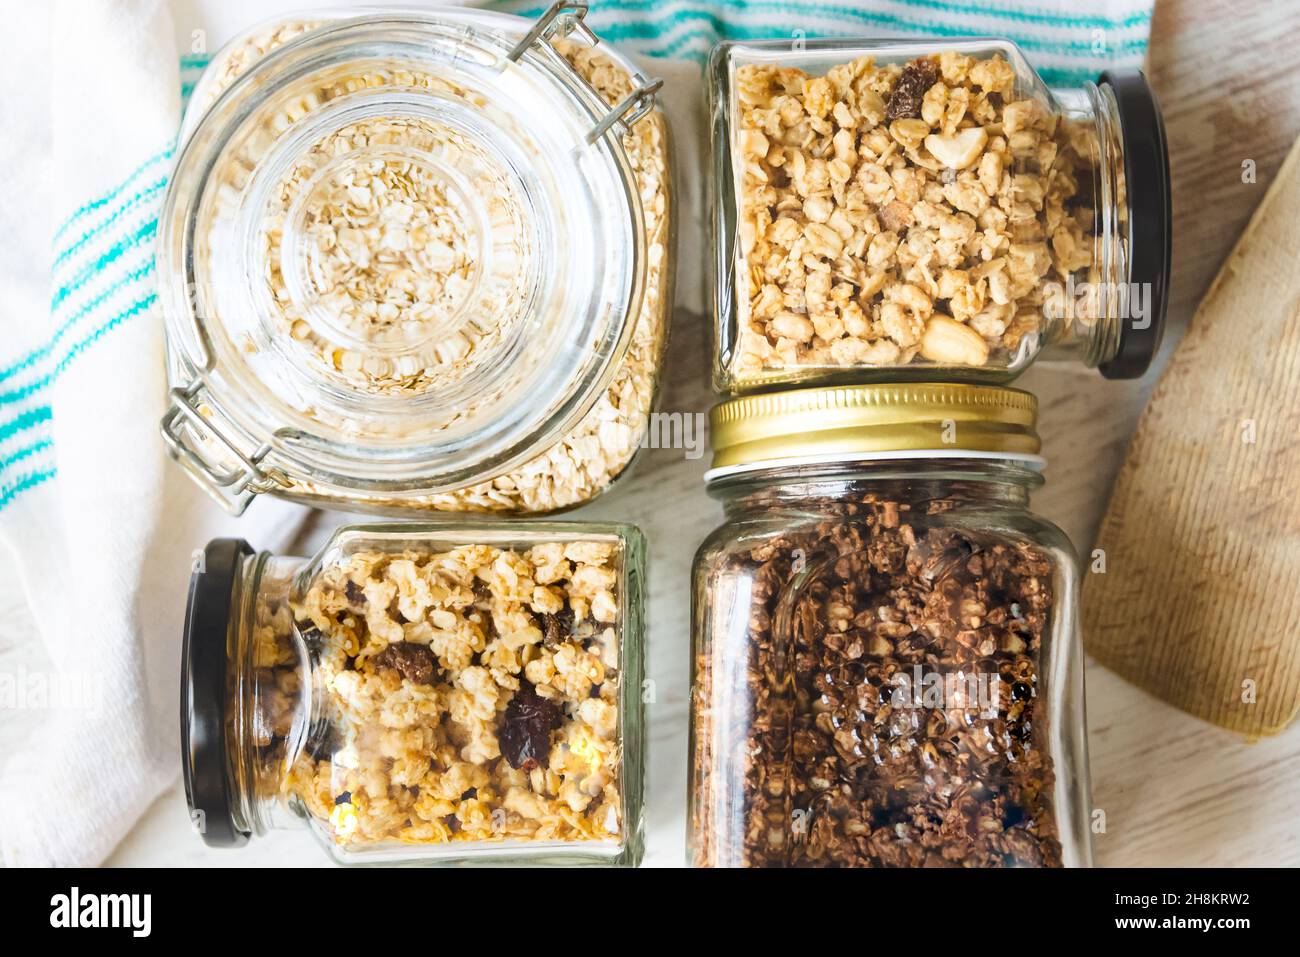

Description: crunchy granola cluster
[250,541,625,849]
[729,52,1096,380]
[692,495,1061,867]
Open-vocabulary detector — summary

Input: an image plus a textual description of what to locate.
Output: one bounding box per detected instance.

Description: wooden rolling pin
[1084,136,1300,737]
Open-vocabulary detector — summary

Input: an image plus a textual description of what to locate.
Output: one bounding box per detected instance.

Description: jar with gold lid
[689,383,1092,867]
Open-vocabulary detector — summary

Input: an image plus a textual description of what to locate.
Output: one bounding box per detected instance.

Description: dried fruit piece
[372,641,438,685]
[540,608,575,645]
[344,580,366,606]
[297,621,324,658]
[885,57,940,120]
[500,682,563,771]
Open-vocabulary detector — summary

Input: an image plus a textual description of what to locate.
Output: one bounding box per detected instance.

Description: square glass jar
[182,521,646,866]
[708,38,1169,391]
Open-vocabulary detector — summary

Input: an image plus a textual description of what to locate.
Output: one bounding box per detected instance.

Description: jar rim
[704,448,1046,484]
[160,8,655,504]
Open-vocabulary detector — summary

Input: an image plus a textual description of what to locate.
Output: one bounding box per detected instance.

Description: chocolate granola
[692,495,1061,867]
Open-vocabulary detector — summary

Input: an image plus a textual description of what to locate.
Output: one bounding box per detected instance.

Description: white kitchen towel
[0,0,1155,867]
[0,0,304,867]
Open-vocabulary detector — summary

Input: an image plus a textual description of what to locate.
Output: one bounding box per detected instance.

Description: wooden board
[1085,137,1300,735]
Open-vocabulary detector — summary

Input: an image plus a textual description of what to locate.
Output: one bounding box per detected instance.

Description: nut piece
[919,314,991,365]
[925,127,989,170]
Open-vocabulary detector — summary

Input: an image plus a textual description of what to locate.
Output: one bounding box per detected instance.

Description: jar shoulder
[695,500,1080,572]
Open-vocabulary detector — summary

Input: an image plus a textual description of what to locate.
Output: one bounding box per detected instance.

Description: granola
[249,541,626,849]
[691,494,1062,867]
[728,52,1096,381]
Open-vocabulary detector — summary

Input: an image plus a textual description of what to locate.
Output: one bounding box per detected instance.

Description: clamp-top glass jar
[160,3,673,514]
[709,38,1169,391]
[182,522,645,866]
[689,384,1092,867]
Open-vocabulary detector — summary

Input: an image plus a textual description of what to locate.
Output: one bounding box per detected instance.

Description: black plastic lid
[181,538,253,847]
[1097,69,1172,379]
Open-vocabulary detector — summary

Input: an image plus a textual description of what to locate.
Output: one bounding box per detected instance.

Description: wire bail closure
[506,1,663,144]
[161,3,662,514]
[161,378,289,515]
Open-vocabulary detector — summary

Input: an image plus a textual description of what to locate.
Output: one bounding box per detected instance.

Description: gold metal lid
[708,383,1041,478]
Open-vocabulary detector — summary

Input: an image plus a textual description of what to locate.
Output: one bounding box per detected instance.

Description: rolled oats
[728,52,1095,381]
[190,22,671,514]
[260,116,532,394]
[419,40,671,513]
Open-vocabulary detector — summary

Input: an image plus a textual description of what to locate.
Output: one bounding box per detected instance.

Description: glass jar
[708,38,1169,391]
[182,521,645,866]
[689,384,1092,867]
[160,3,673,515]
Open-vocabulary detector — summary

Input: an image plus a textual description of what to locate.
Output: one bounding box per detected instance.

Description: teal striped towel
[0,0,1153,866]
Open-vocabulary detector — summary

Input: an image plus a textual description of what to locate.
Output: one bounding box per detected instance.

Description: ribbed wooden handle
[1084,136,1300,736]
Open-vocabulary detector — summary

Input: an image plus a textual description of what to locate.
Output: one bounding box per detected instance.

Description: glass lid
[160,7,653,499]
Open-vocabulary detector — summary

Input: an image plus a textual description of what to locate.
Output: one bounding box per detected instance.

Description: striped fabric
[0,51,205,511]
[489,0,1154,83]
[5,0,1153,512]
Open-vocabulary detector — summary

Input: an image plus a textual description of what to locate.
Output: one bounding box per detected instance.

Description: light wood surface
[84,0,1300,866]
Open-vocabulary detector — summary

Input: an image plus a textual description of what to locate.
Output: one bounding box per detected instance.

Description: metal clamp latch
[506,1,663,144]
[160,378,288,515]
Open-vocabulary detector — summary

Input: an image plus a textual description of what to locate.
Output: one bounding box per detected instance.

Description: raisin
[306,721,342,760]
[297,622,324,658]
[372,642,438,685]
[499,682,563,771]
[334,791,351,806]
[344,580,366,605]
[885,57,939,120]
[540,608,575,645]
